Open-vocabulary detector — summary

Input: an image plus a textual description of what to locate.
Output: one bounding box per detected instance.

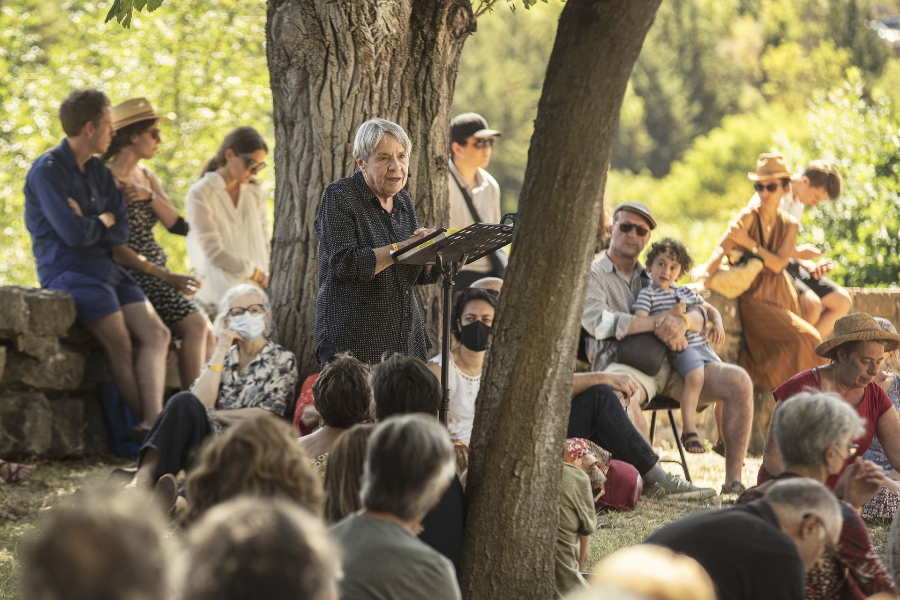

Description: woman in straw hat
[759,312,900,492]
[695,153,824,391]
[105,97,214,390]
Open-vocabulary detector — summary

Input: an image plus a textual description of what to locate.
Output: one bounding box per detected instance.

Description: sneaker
[644,473,716,500]
[152,474,178,515]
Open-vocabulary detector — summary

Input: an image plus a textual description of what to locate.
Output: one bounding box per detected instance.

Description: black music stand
[397,223,514,426]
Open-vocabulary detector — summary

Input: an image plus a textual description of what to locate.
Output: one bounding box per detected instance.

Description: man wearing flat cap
[448,112,506,290]
[579,201,753,496]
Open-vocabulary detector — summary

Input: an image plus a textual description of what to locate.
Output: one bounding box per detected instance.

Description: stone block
[82,395,110,456]
[14,334,62,361]
[2,347,86,391]
[14,287,77,337]
[703,291,742,334]
[0,287,29,339]
[847,288,900,323]
[0,392,52,455]
[0,345,6,383]
[714,333,743,365]
[48,396,85,458]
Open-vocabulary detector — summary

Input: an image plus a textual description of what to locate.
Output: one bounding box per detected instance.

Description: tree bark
[265,0,475,376]
[461,1,662,598]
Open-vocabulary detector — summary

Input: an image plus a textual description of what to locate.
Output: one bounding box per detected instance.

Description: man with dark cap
[448,112,506,290]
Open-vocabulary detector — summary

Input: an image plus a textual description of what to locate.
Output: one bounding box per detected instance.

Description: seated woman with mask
[126,283,298,497]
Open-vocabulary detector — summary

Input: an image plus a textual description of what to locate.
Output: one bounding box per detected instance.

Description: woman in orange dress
[697,153,823,390]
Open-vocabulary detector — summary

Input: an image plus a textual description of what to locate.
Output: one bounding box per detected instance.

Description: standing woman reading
[186,126,271,310]
[105,98,214,389]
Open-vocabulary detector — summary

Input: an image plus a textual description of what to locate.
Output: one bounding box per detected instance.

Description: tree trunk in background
[265,0,474,376]
[461,1,661,598]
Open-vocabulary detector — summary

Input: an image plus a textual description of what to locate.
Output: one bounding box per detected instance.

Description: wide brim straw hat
[110,97,173,131]
[748,152,792,181]
[815,312,900,358]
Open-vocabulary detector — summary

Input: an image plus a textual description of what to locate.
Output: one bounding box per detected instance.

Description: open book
[392,228,450,262]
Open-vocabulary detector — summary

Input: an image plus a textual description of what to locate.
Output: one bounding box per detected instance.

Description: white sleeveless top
[430,353,481,443]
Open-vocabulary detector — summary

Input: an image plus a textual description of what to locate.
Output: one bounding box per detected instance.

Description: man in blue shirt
[24,89,170,438]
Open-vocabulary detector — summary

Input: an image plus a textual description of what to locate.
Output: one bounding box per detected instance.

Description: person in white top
[428,286,499,443]
[447,113,507,290]
[186,126,271,307]
[746,160,850,336]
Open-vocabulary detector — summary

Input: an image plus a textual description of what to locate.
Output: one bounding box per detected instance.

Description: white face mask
[228,312,266,342]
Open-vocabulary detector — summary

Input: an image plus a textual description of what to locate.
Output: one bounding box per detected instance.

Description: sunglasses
[754,182,780,193]
[234,149,268,174]
[472,138,495,149]
[617,222,650,237]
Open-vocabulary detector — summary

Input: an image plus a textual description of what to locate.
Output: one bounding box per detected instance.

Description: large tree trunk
[461,1,662,598]
[265,0,475,376]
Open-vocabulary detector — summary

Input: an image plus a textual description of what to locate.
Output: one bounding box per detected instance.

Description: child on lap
[632,239,725,454]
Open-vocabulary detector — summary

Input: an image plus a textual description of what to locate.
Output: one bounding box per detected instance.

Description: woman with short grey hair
[737,392,898,599]
[313,118,438,365]
[329,415,461,600]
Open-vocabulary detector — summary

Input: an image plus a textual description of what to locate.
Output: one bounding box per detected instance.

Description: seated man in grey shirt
[329,414,461,600]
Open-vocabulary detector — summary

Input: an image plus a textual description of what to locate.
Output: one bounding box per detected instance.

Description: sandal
[680,432,707,454]
[0,459,35,484]
[711,439,726,458]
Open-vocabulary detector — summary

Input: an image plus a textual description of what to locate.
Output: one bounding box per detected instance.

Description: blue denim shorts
[668,346,712,378]
[47,270,147,325]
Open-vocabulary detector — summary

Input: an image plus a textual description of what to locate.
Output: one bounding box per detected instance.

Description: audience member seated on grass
[761,313,900,490]
[0,459,34,484]
[859,317,900,522]
[298,353,373,480]
[324,423,376,524]
[22,488,170,600]
[428,286,499,444]
[329,415,461,600]
[738,392,898,599]
[24,88,171,439]
[370,353,465,571]
[104,97,214,390]
[645,479,843,600]
[186,126,272,307]
[587,545,716,600]
[556,441,598,598]
[180,497,339,600]
[183,414,323,523]
[126,284,297,498]
[582,201,751,495]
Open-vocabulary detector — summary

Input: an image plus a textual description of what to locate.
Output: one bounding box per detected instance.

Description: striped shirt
[632,285,708,348]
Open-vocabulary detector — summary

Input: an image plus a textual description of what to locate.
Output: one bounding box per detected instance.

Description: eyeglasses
[754,182,780,193]
[226,304,266,317]
[617,222,650,237]
[844,443,859,459]
[233,149,268,174]
[472,138,495,149]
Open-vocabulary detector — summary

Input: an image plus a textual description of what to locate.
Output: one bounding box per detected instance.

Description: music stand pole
[438,252,464,427]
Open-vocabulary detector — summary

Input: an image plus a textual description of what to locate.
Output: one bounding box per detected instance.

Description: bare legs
[85,302,170,429]
[800,289,852,338]
[170,311,215,389]
[698,362,752,486]
[679,367,705,453]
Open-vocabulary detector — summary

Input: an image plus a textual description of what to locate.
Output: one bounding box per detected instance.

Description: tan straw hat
[815,312,900,358]
[748,152,792,181]
[110,97,173,131]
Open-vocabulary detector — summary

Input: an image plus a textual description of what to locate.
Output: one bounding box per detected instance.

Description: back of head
[22,487,169,600]
[803,161,842,200]
[774,391,865,468]
[360,414,454,520]
[324,423,376,524]
[592,545,716,600]
[185,414,323,523]
[313,353,372,428]
[181,497,338,600]
[766,478,842,530]
[370,353,441,420]
[59,89,110,137]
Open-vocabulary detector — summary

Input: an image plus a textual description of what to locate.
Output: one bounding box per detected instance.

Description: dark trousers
[567,385,659,476]
[139,391,211,480]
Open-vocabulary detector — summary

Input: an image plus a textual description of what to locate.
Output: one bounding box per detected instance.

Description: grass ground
[0,450,891,598]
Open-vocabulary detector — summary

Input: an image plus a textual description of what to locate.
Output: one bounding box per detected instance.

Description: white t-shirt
[747,191,804,222]
[185,171,270,304]
[447,160,504,274]
[430,352,481,443]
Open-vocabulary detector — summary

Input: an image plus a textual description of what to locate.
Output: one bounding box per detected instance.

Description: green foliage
[0,0,271,286]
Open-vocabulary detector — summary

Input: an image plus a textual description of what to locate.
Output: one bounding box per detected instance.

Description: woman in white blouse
[186,126,271,307]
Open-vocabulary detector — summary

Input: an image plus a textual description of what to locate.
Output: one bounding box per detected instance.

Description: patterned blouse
[203,340,298,434]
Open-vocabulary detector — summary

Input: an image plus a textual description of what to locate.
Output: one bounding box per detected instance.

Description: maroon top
[758,368,893,488]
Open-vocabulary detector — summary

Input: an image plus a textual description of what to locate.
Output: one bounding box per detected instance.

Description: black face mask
[460,320,491,352]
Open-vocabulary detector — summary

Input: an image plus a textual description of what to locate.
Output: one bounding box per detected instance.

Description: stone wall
[0,286,180,458]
